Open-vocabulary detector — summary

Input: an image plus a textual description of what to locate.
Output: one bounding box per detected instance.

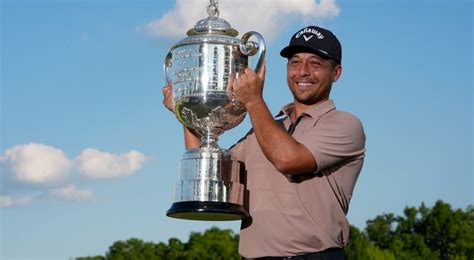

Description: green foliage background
[77,200,473,260]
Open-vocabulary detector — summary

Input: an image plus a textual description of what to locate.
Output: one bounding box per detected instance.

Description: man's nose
[298,62,311,76]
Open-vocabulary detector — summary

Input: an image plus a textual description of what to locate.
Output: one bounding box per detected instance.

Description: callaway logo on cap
[280,25,342,64]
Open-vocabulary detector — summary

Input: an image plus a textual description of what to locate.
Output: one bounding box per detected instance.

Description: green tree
[346,225,395,260]
[185,226,239,259]
[106,238,163,260]
[166,237,186,259]
[418,201,474,259]
[365,213,396,249]
[79,227,238,259]
[365,200,473,259]
[76,256,105,260]
[77,200,473,259]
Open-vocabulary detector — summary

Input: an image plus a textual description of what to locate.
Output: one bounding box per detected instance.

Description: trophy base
[167,201,248,221]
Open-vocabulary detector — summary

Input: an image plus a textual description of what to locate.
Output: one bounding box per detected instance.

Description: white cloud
[0,143,71,185]
[45,185,94,202]
[139,0,340,41]
[0,186,94,207]
[76,149,146,179]
[139,0,206,39]
[0,196,12,207]
[0,143,147,207]
[0,143,147,184]
[0,195,33,208]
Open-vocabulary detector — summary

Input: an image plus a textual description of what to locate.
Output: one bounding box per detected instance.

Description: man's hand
[162,84,174,113]
[231,63,266,109]
[162,83,201,148]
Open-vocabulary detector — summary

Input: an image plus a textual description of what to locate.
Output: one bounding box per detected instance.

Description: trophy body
[164,1,265,221]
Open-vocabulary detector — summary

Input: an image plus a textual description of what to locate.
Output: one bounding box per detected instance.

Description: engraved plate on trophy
[163,0,265,220]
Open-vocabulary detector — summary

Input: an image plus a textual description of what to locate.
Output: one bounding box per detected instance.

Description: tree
[104,238,165,260]
[345,225,395,260]
[365,213,396,249]
[185,226,239,259]
[418,201,474,259]
[77,227,238,260]
[76,257,105,260]
[364,200,473,259]
[165,238,186,259]
[77,200,473,259]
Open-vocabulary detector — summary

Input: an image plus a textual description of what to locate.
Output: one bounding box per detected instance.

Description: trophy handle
[239,31,266,74]
[163,51,173,86]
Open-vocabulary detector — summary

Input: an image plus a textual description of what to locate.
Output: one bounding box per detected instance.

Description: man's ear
[332,65,342,82]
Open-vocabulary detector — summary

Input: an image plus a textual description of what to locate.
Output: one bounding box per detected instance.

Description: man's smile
[295,80,316,89]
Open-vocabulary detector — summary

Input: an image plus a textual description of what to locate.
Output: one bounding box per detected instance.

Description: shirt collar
[276,99,336,119]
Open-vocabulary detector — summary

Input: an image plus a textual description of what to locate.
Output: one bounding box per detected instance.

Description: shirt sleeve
[230,139,246,162]
[305,112,366,172]
[229,128,254,162]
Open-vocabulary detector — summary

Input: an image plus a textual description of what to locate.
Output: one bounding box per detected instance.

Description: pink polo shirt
[231,100,366,258]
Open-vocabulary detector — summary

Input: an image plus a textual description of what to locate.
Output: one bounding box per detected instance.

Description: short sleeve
[230,128,255,162]
[230,139,246,162]
[304,111,366,172]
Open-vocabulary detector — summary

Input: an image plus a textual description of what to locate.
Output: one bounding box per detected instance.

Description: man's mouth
[296,81,315,88]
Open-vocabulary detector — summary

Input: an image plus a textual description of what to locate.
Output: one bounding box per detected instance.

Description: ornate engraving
[180,106,230,130]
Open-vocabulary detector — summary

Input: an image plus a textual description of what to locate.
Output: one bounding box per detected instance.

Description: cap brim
[280,45,336,63]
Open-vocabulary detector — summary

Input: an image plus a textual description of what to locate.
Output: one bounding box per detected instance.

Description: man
[163,25,365,259]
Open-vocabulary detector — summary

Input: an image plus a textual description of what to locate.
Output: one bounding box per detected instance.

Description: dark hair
[329,59,339,69]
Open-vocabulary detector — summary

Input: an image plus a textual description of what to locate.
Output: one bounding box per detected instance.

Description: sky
[1,0,472,259]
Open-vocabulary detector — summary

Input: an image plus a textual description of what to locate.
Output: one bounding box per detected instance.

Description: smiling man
[230,25,366,259]
[163,25,366,259]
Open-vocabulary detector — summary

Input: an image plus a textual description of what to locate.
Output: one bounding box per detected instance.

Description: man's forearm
[246,100,317,174]
[184,126,201,149]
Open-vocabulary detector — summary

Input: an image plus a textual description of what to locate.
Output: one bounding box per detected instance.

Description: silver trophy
[164,0,265,220]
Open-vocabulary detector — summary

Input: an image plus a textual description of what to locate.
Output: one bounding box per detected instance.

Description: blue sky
[1,0,472,259]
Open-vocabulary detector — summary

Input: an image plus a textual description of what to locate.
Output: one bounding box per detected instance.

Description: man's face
[287,52,342,106]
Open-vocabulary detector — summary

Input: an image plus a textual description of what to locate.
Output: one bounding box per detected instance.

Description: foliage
[77,200,473,260]
[345,225,396,260]
[77,227,239,260]
[76,257,105,260]
[185,227,240,259]
[359,200,474,260]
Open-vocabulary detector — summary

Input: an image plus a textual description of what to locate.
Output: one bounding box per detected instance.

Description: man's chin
[295,96,327,106]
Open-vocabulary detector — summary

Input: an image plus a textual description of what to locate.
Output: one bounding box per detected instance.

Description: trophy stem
[200,133,219,149]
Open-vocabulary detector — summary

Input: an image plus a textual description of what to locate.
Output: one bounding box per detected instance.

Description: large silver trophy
[164,0,265,220]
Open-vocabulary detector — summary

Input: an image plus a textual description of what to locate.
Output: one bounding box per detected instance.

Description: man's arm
[184,127,201,149]
[232,67,317,175]
[162,85,201,149]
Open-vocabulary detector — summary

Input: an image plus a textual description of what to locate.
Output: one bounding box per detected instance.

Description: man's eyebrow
[309,55,323,60]
[289,54,305,60]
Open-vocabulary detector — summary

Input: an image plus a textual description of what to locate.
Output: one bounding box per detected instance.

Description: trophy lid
[186,0,238,37]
